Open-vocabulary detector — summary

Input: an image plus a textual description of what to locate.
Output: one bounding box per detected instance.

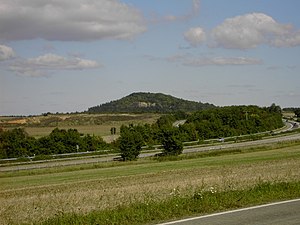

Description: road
[0,154,118,172]
[1,132,300,172]
[158,199,300,225]
[183,133,300,154]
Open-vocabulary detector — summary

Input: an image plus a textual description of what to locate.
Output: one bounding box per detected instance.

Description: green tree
[82,135,108,152]
[179,123,198,142]
[156,114,175,129]
[37,136,54,155]
[186,105,283,139]
[161,128,183,156]
[118,124,144,161]
[0,128,34,158]
[47,128,82,153]
[268,103,282,114]
[294,109,300,118]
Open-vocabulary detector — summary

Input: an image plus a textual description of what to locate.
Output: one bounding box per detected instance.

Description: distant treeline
[123,104,283,145]
[186,104,283,139]
[0,128,108,159]
[0,104,283,159]
[88,92,215,113]
[283,108,300,117]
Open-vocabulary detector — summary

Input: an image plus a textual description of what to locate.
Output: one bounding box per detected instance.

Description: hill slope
[88,92,214,113]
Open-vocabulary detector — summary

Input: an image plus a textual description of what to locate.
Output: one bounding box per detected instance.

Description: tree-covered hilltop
[87,92,215,113]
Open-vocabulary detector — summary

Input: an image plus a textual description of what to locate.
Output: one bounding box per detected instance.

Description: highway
[1,132,300,172]
[183,132,300,154]
[158,199,300,225]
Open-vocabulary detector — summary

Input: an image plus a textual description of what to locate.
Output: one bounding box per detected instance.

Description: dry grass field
[282,111,296,119]
[0,143,300,225]
[0,113,161,139]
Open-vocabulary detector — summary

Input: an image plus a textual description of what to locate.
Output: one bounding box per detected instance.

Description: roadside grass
[1,140,299,179]
[0,142,300,224]
[39,180,300,225]
[156,140,300,162]
[1,142,300,183]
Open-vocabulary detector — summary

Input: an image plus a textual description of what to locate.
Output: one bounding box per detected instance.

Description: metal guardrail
[1,120,299,163]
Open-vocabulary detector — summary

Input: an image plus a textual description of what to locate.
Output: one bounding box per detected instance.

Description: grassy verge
[1,140,299,179]
[40,180,300,225]
[1,142,299,224]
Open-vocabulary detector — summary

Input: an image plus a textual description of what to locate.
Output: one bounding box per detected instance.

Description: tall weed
[40,180,300,225]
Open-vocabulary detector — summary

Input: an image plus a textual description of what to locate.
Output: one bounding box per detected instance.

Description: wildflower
[170,187,180,196]
[193,192,203,200]
[209,186,217,194]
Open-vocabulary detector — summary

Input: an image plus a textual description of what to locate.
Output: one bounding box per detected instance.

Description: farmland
[0,105,287,160]
[0,113,160,140]
[1,108,299,224]
[1,141,300,224]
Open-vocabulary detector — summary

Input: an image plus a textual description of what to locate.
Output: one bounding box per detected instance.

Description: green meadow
[1,141,300,224]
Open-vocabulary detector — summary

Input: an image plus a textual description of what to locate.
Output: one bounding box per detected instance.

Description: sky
[0,0,300,115]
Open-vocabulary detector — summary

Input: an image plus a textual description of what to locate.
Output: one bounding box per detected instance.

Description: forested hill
[88,92,215,113]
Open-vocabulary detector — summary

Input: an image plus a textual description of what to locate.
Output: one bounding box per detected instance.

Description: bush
[161,128,183,156]
[0,128,110,159]
[118,125,144,161]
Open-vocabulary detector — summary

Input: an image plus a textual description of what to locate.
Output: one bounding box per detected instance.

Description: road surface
[158,199,300,225]
[183,133,300,154]
[1,132,300,172]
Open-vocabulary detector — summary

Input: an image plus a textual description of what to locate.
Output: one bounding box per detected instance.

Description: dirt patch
[6,119,27,124]
[102,135,120,143]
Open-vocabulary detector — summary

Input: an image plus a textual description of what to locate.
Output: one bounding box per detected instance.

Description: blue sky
[1,0,300,115]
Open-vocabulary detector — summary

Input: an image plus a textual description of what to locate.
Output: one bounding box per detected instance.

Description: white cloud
[160,53,262,67]
[9,53,100,77]
[0,0,146,41]
[184,27,206,47]
[151,0,200,23]
[0,45,15,61]
[271,31,300,47]
[184,13,300,49]
[211,13,296,49]
[182,56,262,66]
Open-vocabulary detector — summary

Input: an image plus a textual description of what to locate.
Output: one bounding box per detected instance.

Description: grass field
[282,111,296,119]
[24,125,119,138]
[1,142,300,225]
[0,113,161,140]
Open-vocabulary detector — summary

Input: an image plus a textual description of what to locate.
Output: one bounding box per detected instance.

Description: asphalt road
[158,199,300,225]
[183,133,300,154]
[1,132,300,172]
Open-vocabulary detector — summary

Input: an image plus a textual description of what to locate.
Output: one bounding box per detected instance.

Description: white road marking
[157,198,300,225]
